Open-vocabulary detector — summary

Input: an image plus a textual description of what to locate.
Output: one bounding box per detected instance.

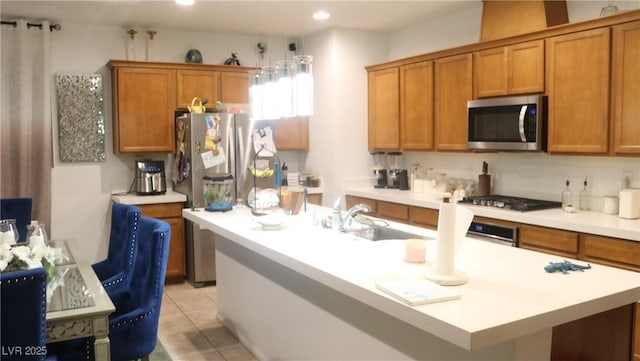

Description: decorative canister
[203,174,234,212]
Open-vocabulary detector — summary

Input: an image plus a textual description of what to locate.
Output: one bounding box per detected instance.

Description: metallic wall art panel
[55,73,105,162]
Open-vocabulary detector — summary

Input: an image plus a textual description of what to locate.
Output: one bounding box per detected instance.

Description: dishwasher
[466,220,519,247]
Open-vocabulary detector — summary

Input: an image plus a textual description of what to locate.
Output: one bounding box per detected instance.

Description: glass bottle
[579,178,590,211]
[561,180,573,210]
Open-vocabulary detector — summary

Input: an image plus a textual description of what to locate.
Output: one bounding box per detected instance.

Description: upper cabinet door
[546,28,610,154]
[220,71,249,104]
[112,66,176,153]
[509,40,545,95]
[368,67,400,151]
[401,61,434,150]
[474,40,544,98]
[274,116,309,151]
[434,53,473,151]
[474,47,508,97]
[176,69,220,110]
[611,20,640,155]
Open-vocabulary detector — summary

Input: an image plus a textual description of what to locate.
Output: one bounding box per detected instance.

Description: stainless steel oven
[467,220,518,247]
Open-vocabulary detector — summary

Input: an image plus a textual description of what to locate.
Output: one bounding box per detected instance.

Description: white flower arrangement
[0,233,69,301]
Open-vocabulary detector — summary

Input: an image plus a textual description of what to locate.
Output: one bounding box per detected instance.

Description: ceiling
[0,0,478,38]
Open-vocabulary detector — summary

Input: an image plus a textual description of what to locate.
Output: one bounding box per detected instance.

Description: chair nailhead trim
[111,310,155,329]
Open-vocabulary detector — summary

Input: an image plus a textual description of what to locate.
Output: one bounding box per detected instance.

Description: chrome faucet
[332,196,372,232]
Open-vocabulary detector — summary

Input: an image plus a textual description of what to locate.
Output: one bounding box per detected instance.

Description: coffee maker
[372,152,388,188]
[135,160,167,195]
[387,152,403,189]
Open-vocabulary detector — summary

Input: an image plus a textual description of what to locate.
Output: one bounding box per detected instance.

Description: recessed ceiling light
[312,10,330,21]
[176,0,195,5]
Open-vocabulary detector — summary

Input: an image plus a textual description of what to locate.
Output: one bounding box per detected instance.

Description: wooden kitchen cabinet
[400,61,434,150]
[474,40,544,97]
[368,67,400,150]
[177,68,251,110]
[138,203,186,283]
[409,206,439,229]
[109,62,176,153]
[176,69,220,110]
[367,61,433,151]
[611,20,640,155]
[580,233,640,272]
[345,195,408,223]
[519,224,579,257]
[274,116,309,150]
[636,302,640,361]
[345,195,377,215]
[376,201,409,223]
[546,28,610,154]
[434,53,473,151]
[220,71,249,103]
[306,194,322,206]
[110,61,256,154]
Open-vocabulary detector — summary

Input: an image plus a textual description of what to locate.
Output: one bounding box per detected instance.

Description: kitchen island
[183,206,640,361]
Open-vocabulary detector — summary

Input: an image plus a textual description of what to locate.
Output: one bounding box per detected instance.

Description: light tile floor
[158,282,257,361]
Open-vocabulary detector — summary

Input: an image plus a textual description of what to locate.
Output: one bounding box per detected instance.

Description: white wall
[388,1,483,59]
[304,28,388,207]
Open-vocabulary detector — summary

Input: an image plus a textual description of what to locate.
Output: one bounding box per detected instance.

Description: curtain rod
[0,20,61,32]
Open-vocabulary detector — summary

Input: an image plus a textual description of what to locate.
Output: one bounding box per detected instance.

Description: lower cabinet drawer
[409,206,439,229]
[519,224,579,257]
[377,201,408,222]
[138,202,182,218]
[345,195,377,214]
[581,233,640,272]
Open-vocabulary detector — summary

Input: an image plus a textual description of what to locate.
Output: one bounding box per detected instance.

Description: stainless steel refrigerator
[173,111,255,286]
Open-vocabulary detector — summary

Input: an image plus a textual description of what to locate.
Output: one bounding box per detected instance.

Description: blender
[387,152,402,189]
[372,152,388,188]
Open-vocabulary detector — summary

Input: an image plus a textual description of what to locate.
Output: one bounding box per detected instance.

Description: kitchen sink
[343,226,433,242]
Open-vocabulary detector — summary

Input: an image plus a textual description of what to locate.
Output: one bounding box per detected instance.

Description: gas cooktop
[459,195,562,212]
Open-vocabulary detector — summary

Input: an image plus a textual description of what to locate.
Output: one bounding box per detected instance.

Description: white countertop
[111,189,187,205]
[183,206,640,351]
[346,187,640,241]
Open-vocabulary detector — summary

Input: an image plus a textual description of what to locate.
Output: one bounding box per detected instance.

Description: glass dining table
[46,241,115,361]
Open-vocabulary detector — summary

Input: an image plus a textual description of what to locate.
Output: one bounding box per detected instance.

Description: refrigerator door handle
[237,125,244,168]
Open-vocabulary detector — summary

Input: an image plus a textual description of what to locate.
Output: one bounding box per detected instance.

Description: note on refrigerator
[201,149,225,169]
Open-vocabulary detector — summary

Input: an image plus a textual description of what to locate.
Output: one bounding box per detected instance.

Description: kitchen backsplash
[400,151,638,211]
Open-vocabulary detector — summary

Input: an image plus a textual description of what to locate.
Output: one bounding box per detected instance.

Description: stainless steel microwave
[467,95,547,152]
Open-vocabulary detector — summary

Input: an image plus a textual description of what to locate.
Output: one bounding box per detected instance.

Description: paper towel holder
[424,269,468,286]
[424,197,472,286]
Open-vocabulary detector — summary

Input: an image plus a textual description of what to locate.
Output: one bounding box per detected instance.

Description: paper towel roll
[425,199,474,285]
[433,200,457,275]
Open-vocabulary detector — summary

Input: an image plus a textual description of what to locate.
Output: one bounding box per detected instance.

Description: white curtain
[0,19,53,229]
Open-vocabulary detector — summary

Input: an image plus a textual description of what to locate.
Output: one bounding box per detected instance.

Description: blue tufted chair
[106,216,171,361]
[50,216,171,361]
[0,267,52,361]
[92,203,141,294]
[0,197,33,243]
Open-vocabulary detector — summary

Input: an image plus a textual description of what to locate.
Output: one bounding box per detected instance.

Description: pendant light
[276,60,295,118]
[261,66,279,120]
[249,69,264,121]
[293,55,313,116]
